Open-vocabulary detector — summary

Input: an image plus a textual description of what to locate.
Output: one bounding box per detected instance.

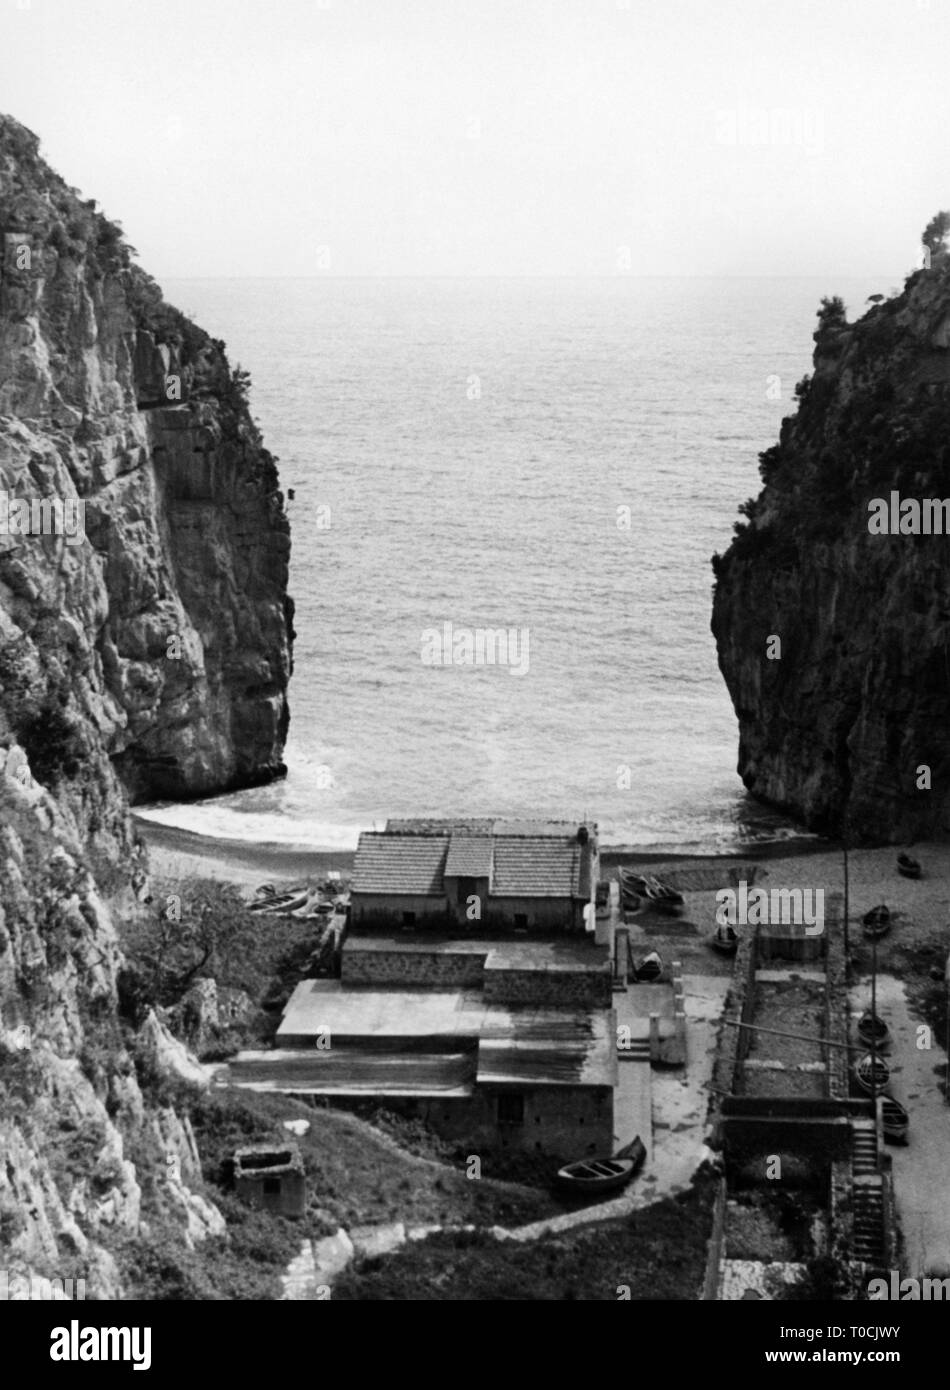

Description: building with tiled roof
[350,818,599,934]
[223,817,618,1162]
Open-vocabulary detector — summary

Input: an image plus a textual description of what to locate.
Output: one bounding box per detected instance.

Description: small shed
[233,1143,306,1217]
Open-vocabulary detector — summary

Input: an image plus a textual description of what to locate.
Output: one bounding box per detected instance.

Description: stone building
[349,818,599,935]
[233,1144,307,1217]
[224,819,617,1162]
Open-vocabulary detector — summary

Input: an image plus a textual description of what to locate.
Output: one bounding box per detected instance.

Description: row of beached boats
[708,901,899,957]
[620,868,739,956]
[854,865,910,1141]
[619,868,685,915]
[852,1048,909,1143]
[249,882,349,921]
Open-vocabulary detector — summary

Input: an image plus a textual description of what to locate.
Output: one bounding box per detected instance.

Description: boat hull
[555,1136,646,1196]
[882,1099,909,1144]
[854,1054,890,1095]
[710,936,738,956]
[857,1018,890,1051]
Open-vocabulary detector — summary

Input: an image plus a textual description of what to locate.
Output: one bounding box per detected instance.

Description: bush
[18,702,83,785]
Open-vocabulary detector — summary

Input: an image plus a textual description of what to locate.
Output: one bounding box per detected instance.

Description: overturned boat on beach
[710,922,738,955]
[620,869,684,914]
[897,853,921,880]
[857,1009,890,1051]
[633,950,662,982]
[862,905,891,939]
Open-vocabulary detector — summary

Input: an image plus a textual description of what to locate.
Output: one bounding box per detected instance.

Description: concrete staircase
[851,1119,886,1265]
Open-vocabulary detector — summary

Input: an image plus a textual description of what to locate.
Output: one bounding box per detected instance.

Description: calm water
[140,276,889,851]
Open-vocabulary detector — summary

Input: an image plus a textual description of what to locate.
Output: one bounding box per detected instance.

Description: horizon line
[158,271,904,281]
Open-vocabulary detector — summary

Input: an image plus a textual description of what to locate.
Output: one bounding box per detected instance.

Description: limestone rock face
[0,114,293,839]
[0,115,293,1294]
[0,755,223,1294]
[712,258,950,842]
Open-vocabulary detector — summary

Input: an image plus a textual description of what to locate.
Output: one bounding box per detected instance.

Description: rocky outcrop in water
[712,247,950,843]
[0,115,294,1294]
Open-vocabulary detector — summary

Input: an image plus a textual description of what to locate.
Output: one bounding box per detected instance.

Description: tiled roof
[355,828,594,900]
[491,835,580,898]
[444,835,494,878]
[353,833,449,895]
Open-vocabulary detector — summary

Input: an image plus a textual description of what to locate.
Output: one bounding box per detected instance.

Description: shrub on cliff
[19,701,84,785]
[120,877,317,1037]
[922,209,950,264]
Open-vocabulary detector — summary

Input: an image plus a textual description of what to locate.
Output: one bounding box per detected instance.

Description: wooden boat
[857,1010,890,1050]
[854,1052,890,1095]
[634,951,662,982]
[862,905,891,939]
[710,923,738,956]
[556,1136,646,1195]
[623,871,684,914]
[293,899,333,919]
[644,881,684,913]
[881,1095,909,1145]
[613,1135,647,1167]
[249,889,311,916]
[897,853,921,880]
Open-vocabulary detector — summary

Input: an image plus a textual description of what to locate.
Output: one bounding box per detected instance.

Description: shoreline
[138,812,843,890]
[136,816,355,887]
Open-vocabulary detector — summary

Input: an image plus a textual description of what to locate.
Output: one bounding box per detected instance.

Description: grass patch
[332,1171,719,1300]
[185,1090,559,1237]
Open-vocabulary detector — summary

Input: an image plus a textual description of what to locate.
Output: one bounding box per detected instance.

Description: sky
[0,0,948,278]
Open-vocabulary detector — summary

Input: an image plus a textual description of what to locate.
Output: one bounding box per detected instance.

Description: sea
[137,275,892,855]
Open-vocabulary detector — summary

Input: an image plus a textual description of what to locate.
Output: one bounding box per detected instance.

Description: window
[497,1093,524,1125]
[514,913,528,930]
[263,1177,281,1196]
[402,911,416,927]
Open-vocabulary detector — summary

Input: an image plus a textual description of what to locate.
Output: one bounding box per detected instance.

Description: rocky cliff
[712,247,950,843]
[0,115,293,1294]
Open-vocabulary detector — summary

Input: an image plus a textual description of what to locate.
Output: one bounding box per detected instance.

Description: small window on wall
[514,914,528,930]
[402,911,416,927]
[497,1093,524,1125]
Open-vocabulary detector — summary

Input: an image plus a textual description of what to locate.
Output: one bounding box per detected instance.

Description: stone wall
[342,946,487,987]
[482,962,611,1007]
[412,1084,615,1164]
[349,895,449,931]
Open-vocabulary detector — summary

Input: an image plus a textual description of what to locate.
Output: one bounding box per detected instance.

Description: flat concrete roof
[224,1048,476,1096]
[275,980,617,1088]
